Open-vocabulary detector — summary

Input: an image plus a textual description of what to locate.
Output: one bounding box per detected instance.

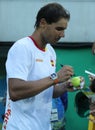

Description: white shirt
[2,37,56,130]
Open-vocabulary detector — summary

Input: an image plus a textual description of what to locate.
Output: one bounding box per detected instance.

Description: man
[87,42,95,119]
[92,42,95,54]
[2,3,74,130]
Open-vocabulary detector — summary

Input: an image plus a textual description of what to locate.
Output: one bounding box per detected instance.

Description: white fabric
[2,37,56,130]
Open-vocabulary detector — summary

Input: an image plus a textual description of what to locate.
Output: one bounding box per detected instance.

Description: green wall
[55,47,95,130]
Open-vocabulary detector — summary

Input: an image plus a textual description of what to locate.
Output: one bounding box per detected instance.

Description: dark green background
[55,47,95,130]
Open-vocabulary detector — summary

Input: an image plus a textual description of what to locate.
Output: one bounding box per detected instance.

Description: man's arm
[53,82,68,98]
[9,65,74,101]
[9,77,54,101]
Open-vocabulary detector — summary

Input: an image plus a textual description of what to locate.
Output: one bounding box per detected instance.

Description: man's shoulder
[47,44,56,56]
[47,44,54,51]
[16,37,32,44]
[12,37,33,48]
[8,37,34,54]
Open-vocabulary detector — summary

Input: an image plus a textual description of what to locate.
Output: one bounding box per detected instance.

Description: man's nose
[59,31,65,37]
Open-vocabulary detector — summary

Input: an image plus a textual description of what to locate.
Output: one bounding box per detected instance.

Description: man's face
[41,18,68,44]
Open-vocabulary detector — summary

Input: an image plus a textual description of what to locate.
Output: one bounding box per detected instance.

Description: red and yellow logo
[50,60,54,66]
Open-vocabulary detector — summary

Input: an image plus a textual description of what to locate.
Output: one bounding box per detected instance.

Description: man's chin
[51,40,59,44]
[51,41,57,45]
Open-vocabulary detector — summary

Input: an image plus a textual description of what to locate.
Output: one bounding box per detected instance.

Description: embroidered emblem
[51,60,54,66]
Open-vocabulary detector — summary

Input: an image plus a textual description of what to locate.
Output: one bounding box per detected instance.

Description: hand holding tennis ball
[68,76,85,91]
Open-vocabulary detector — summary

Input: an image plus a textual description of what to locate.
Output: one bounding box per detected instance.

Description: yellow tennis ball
[71,77,81,87]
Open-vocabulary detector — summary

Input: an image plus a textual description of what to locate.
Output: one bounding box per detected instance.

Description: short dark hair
[34,3,70,28]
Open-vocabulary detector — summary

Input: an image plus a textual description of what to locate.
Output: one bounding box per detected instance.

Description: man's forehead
[53,19,68,29]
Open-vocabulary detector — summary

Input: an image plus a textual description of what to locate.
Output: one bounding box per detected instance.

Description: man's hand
[67,76,85,91]
[90,101,95,116]
[57,65,74,83]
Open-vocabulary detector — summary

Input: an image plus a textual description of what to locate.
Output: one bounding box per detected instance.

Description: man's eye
[55,27,65,31]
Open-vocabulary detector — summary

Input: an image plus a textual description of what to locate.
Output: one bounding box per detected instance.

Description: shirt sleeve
[6,41,33,80]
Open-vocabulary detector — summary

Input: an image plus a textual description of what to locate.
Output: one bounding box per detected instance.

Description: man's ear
[39,18,47,28]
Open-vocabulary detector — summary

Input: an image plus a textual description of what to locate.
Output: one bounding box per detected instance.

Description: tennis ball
[71,77,81,87]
